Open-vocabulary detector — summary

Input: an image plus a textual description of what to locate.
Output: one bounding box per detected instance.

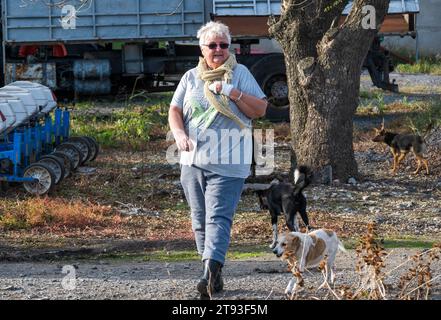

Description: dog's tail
[338,240,348,254]
[293,165,312,194]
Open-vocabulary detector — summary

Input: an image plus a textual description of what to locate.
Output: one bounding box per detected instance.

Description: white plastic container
[0,86,39,117]
[9,81,57,114]
[0,95,29,127]
[0,102,16,134]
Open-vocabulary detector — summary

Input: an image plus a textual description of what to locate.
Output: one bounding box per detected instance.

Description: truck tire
[249,53,290,122]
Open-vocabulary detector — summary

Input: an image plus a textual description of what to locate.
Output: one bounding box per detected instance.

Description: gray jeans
[180,165,245,264]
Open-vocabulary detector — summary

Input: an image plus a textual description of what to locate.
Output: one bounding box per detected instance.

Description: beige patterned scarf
[197,55,247,129]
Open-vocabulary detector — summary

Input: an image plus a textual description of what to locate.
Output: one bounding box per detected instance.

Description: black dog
[256,166,312,249]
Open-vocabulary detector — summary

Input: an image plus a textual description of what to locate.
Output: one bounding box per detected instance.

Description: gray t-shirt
[171,63,266,178]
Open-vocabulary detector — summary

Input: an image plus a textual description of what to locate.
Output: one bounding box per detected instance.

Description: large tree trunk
[269,0,390,182]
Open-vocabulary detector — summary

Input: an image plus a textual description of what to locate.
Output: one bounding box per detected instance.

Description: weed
[397,243,441,300]
[71,103,169,150]
[359,90,372,99]
[352,222,388,299]
[375,92,386,114]
[406,100,441,135]
[396,56,441,75]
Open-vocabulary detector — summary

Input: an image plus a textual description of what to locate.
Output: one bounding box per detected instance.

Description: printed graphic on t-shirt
[189,97,218,130]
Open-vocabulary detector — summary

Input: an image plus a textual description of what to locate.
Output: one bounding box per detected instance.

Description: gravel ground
[0,248,439,300]
[360,72,441,105]
[361,72,441,91]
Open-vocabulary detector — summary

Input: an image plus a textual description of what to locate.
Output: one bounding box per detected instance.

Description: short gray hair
[197,21,231,47]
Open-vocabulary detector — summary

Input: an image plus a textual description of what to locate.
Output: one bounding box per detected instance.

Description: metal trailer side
[1,0,207,44]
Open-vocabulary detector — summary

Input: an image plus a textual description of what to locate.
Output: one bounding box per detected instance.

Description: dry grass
[0,197,117,231]
[398,244,441,300]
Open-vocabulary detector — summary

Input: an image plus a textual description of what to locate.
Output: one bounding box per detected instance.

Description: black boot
[200,261,224,293]
[197,259,222,300]
[213,266,224,293]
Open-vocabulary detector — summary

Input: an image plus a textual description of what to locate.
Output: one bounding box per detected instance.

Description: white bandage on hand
[172,129,193,151]
[208,81,234,97]
[220,82,233,97]
[208,81,220,94]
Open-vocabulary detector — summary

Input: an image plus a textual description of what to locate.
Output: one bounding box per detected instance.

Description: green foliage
[358,91,387,114]
[253,117,275,129]
[359,90,373,99]
[71,102,169,150]
[396,56,441,75]
[324,0,345,12]
[375,92,386,113]
[406,100,441,135]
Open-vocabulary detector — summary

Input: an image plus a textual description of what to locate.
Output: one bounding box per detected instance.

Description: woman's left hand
[208,81,233,96]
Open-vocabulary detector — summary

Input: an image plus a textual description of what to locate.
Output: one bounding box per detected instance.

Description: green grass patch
[396,57,441,75]
[343,238,436,250]
[359,90,374,99]
[142,246,270,262]
[70,102,170,150]
[405,100,441,134]
[92,245,271,262]
[357,91,388,114]
[142,250,200,262]
[356,95,433,117]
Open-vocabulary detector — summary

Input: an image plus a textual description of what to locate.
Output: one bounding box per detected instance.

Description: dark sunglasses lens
[207,43,229,49]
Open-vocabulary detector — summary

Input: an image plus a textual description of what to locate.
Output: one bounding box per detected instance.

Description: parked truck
[0,0,419,121]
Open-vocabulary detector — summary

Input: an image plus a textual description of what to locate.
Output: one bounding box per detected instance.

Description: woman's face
[201,34,230,69]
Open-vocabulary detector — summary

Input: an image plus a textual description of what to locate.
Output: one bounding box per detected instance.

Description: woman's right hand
[172,129,194,152]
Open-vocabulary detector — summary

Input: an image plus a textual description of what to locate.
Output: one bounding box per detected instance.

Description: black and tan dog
[372,120,429,175]
[256,166,313,249]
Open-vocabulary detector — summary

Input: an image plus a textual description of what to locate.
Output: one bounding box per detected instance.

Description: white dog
[272,229,346,295]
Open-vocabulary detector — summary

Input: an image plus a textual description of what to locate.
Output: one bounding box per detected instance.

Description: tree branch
[318,0,390,72]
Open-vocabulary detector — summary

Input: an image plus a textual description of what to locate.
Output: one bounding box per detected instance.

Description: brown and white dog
[272,229,346,295]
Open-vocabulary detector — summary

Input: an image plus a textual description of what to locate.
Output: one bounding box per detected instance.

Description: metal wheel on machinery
[23,163,56,195]
[55,143,83,170]
[51,151,73,178]
[67,137,91,165]
[81,136,99,162]
[38,155,66,184]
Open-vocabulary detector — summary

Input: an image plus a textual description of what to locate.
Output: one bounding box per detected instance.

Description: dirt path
[0,248,440,300]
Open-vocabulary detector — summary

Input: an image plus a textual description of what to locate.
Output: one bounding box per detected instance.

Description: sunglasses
[204,42,229,50]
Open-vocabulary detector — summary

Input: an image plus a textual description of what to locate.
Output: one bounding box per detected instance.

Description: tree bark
[269,0,390,182]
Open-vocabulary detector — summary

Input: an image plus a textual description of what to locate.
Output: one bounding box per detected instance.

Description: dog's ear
[372,126,386,142]
[285,234,300,253]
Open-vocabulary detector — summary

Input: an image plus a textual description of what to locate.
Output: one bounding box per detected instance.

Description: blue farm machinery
[0,81,99,195]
